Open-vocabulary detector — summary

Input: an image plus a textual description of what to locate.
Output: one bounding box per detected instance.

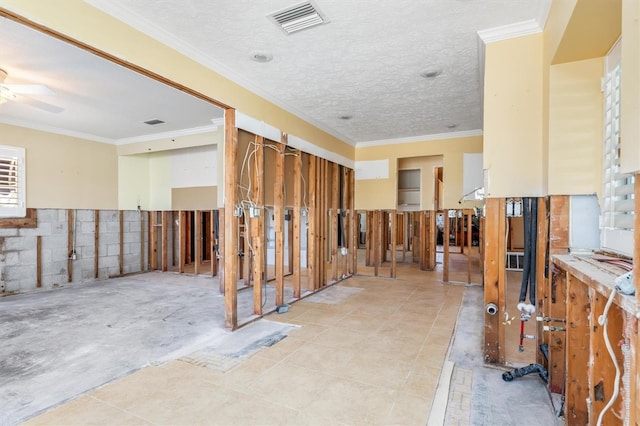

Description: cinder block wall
[0,209,149,294]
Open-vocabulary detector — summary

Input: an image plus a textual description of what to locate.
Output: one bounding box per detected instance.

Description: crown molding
[0,117,114,144]
[355,129,483,148]
[477,19,542,44]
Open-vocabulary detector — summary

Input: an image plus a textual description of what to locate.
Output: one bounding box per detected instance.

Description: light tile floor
[23,264,465,426]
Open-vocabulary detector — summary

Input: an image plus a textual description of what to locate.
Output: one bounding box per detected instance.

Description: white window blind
[0,146,26,218]
[601,40,633,256]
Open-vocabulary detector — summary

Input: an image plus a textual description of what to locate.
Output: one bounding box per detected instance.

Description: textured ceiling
[88,0,549,145]
[0,1,549,145]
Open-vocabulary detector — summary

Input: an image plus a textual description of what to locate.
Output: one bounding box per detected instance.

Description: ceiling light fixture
[420,69,443,79]
[250,52,273,63]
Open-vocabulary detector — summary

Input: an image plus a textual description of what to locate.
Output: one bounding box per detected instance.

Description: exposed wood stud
[194,210,202,275]
[427,211,436,270]
[119,210,124,276]
[36,235,42,288]
[390,209,397,278]
[565,274,590,424]
[443,209,450,282]
[218,208,225,294]
[150,212,158,270]
[275,138,285,306]
[293,148,302,298]
[349,170,357,275]
[252,136,264,314]
[308,155,317,290]
[224,109,239,329]
[211,210,218,277]
[179,211,186,274]
[467,213,472,284]
[331,163,339,282]
[94,210,100,279]
[67,209,73,283]
[139,211,145,272]
[161,211,168,272]
[483,198,506,364]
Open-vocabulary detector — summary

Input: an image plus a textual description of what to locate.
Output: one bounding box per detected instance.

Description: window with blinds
[0,146,26,218]
[601,39,633,256]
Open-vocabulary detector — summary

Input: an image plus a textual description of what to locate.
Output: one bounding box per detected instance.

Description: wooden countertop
[552,254,638,315]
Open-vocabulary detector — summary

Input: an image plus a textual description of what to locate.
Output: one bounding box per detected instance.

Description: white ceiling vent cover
[268,1,328,35]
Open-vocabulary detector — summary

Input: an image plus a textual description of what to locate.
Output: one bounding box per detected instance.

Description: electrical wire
[596,288,621,426]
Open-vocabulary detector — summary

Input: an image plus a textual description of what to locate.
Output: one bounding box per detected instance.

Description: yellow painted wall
[548,58,604,195]
[1,123,118,209]
[355,135,482,210]
[118,154,149,210]
[483,33,544,197]
[398,156,443,211]
[148,152,172,210]
[0,0,354,161]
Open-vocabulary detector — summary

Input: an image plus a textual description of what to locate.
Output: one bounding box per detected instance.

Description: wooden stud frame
[224,109,239,329]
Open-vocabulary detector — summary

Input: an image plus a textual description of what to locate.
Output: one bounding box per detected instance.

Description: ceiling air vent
[268,1,328,35]
[144,119,165,125]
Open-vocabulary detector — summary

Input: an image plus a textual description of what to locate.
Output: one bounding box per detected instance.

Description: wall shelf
[398,169,421,211]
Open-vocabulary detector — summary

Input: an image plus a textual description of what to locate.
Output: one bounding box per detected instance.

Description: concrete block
[3,237,29,251]
[76,209,94,222]
[107,244,120,257]
[19,249,37,264]
[75,232,95,247]
[80,245,96,258]
[5,264,37,282]
[41,234,68,250]
[99,232,119,245]
[4,251,20,266]
[0,229,19,237]
[51,247,70,262]
[40,248,52,264]
[123,231,138,244]
[80,221,96,234]
[100,256,119,269]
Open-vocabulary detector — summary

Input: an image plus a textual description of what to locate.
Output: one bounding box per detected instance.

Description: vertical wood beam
[67,209,73,282]
[194,210,202,275]
[211,210,218,276]
[308,155,317,290]
[218,209,225,293]
[467,212,472,284]
[274,138,285,306]
[139,211,145,272]
[565,274,590,425]
[331,163,339,282]
[94,210,100,279]
[536,197,549,368]
[483,198,506,364]
[252,136,264,314]
[419,211,427,270]
[119,210,124,276]
[390,209,397,278]
[292,148,302,298]
[443,209,450,282]
[365,211,373,266]
[36,235,42,288]
[150,212,158,270]
[224,109,238,329]
[161,211,168,272]
[349,169,357,275]
[179,211,186,273]
[428,211,437,270]
[375,210,382,277]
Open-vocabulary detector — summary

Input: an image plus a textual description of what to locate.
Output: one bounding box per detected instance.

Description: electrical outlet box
[249,207,261,218]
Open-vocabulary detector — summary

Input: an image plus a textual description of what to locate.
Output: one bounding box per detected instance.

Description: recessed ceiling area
[87,0,550,145]
[0,16,224,144]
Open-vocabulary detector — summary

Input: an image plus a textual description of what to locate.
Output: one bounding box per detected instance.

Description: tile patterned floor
[23,264,465,426]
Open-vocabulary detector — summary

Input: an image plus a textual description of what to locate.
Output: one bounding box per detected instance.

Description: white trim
[114,123,221,145]
[355,129,483,148]
[537,0,552,31]
[235,112,282,143]
[85,0,355,146]
[477,19,542,44]
[288,135,354,169]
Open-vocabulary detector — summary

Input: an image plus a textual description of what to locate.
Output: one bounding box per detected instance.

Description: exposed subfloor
[2,258,563,425]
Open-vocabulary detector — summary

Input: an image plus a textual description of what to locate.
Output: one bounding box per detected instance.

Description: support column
[252,136,265,313]
[443,209,450,282]
[293,148,302,298]
[274,137,285,306]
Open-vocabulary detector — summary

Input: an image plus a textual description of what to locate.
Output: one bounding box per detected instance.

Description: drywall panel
[462,153,483,199]
[621,1,640,173]
[1,124,118,209]
[548,58,603,196]
[148,152,172,210]
[171,145,217,188]
[355,160,389,180]
[483,33,544,197]
[116,130,222,156]
[569,194,600,252]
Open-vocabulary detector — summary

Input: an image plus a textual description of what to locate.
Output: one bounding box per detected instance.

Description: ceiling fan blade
[6,84,56,96]
[17,95,64,113]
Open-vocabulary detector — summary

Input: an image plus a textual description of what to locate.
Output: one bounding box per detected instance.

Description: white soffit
[356,129,483,149]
